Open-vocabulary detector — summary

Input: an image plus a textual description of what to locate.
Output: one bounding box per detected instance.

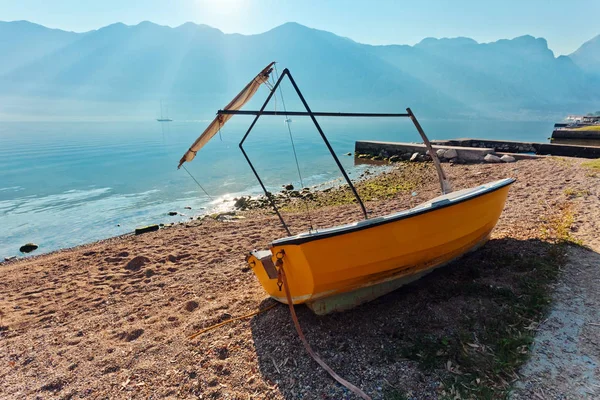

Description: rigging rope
[181,165,214,201]
[273,64,314,230]
[188,303,277,339]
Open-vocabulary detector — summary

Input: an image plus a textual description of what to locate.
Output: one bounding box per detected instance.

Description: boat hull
[247,179,514,314]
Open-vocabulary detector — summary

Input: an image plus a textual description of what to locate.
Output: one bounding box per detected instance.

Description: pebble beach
[1,157,599,399]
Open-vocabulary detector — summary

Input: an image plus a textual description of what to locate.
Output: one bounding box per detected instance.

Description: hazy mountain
[372,35,598,115]
[0,21,80,75]
[0,20,598,120]
[570,34,600,75]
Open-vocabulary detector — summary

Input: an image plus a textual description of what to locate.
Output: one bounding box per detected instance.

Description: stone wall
[552,129,600,140]
[432,139,600,159]
[355,141,495,163]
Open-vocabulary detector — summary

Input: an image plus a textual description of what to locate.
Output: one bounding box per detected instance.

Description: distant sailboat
[157,100,173,122]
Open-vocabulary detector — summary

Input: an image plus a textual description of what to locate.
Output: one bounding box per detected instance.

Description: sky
[1,0,599,55]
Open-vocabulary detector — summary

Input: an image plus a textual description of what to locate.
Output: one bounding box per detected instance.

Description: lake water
[0,118,553,258]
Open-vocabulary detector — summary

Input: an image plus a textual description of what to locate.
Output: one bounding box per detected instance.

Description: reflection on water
[0,119,553,257]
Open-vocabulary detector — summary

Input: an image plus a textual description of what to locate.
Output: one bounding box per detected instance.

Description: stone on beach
[484,154,502,163]
[19,243,38,253]
[436,149,446,158]
[443,148,458,160]
[410,152,420,162]
[234,197,249,209]
[500,154,516,163]
[135,225,159,235]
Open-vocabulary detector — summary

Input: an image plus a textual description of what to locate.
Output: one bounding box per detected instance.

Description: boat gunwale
[271,177,515,246]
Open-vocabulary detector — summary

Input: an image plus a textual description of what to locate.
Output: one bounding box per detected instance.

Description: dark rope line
[181,165,214,200]
[274,65,314,231]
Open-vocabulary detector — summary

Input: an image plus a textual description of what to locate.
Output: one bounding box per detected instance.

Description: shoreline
[1,161,388,262]
[1,157,599,399]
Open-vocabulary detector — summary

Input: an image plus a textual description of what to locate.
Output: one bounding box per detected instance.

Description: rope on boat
[181,165,214,201]
[187,263,371,398]
[188,303,277,339]
[279,265,372,400]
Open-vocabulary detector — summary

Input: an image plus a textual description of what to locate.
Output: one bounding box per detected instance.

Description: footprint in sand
[116,328,144,342]
[124,256,151,272]
[184,300,199,312]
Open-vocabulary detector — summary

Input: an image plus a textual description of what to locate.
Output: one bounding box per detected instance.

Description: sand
[1,157,599,399]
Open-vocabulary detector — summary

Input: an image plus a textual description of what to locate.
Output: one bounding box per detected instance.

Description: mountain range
[0,20,599,120]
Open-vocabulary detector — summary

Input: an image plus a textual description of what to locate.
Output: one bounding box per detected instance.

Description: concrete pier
[552,129,600,140]
[355,141,495,163]
[431,138,600,159]
[355,138,600,163]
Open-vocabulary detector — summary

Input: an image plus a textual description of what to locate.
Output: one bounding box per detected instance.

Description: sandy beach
[1,157,599,399]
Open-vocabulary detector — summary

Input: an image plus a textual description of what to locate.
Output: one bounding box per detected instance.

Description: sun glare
[196,0,245,15]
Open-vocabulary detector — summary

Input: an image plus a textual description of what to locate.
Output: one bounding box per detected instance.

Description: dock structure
[355,138,600,163]
[551,129,600,140]
[434,138,600,159]
[552,115,600,142]
[355,140,495,163]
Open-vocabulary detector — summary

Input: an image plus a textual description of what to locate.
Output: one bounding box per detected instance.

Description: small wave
[0,186,24,193]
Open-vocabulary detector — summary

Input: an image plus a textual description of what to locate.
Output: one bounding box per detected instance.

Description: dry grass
[574,125,600,131]
[582,158,600,170]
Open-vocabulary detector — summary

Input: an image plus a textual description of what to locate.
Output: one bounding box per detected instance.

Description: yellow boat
[247,179,513,314]
[178,62,515,315]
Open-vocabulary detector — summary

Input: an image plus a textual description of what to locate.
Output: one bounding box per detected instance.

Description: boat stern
[246,249,314,305]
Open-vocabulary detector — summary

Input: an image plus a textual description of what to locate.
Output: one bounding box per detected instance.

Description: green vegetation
[379,201,580,399]
[280,162,427,212]
[384,388,409,400]
[540,203,583,246]
[381,241,567,399]
[574,125,600,131]
[582,158,600,170]
[563,187,591,199]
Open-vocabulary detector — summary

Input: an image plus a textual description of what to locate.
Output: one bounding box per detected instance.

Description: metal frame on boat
[219,67,452,234]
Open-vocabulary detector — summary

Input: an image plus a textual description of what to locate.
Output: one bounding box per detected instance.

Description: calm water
[0,118,553,257]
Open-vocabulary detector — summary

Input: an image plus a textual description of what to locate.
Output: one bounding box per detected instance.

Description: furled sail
[178,62,275,168]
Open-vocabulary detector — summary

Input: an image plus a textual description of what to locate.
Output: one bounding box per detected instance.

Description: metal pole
[406,108,452,194]
[283,69,369,219]
[219,110,410,118]
[239,71,292,235]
